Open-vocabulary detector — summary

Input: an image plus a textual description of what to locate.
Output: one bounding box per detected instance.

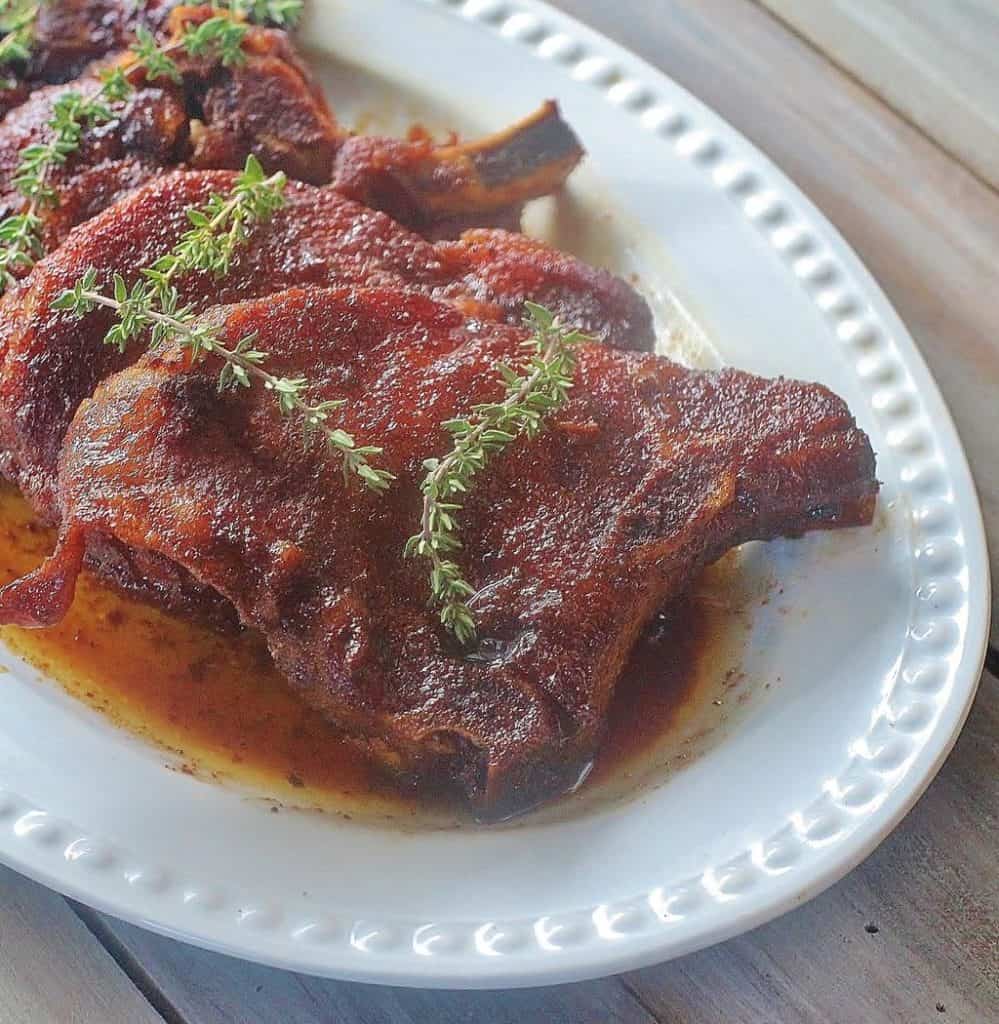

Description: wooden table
[1,2,996,1021]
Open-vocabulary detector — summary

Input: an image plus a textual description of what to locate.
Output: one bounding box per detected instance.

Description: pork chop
[0,287,878,818]
[0,9,340,272]
[0,5,582,268]
[0,0,181,119]
[0,170,653,526]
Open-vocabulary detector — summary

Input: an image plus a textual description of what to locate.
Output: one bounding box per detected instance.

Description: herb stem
[405,303,586,643]
[72,287,391,491]
[417,329,563,547]
[81,288,289,388]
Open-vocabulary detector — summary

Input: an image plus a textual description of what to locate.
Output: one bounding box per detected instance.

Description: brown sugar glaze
[0,483,747,825]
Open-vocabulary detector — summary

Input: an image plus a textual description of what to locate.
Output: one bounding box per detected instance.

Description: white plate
[0,0,988,989]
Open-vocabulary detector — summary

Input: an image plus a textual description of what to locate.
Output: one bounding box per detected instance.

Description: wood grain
[556,0,999,642]
[0,865,163,1024]
[621,670,999,1024]
[759,0,999,191]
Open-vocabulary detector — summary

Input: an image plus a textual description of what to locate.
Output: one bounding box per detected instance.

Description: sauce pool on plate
[0,483,744,825]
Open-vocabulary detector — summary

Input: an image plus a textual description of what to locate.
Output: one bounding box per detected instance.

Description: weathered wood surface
[73,905,662,1024]
[0,865,162,1024]
[760,0,999,191]
[0,1,995,1021]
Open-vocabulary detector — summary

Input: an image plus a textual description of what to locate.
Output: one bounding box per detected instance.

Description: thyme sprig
[0,87,119,287]
[57,271,391,491]
[0,3,292,291]
[159,154,288,279]
[405,303,587,643]
[0,1,37,87]
[101,154,287,349]
[53,158,392,493]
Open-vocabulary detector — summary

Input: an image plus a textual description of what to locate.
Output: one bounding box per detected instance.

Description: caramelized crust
[434,229,654,355]
[164,3,340,183]
[0,77,190,252]
[0,288,878,817]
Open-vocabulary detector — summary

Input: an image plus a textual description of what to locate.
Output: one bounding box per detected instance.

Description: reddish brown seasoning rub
[0,287,877,818]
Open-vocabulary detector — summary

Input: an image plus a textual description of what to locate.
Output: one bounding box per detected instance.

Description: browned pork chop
[0,9,340,269]
[0,0,181,119]
[0,287,878,818]
[0,171,653,525]
[0,4,582,267]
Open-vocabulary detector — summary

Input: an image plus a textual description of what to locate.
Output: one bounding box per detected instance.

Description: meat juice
[0,482,747,825]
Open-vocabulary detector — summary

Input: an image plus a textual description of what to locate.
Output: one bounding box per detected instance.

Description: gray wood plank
[553,0,999,643]
[759,0,999,190]
[0,865,163,1024]
[72,907,660,1024]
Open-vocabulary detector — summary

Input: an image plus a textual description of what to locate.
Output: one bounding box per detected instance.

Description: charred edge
[468,100,585,190]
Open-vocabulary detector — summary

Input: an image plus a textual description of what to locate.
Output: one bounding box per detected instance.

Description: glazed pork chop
[0,9,340,274]
[0,5,582,271]
[0,170,653,527]
[0,287,878,817]
[0,0,181,119]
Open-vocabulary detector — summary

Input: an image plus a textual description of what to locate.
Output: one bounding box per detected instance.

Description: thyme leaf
[0,1,37,87]
[405,303,587,643]
[177,14,249,67]
[225,1,304,27]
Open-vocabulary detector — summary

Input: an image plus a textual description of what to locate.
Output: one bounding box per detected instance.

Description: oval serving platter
[0,0,987,988]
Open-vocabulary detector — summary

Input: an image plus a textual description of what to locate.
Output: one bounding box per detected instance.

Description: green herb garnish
[405,303,586,643]
[0,1,37,88]
[53,156,392,493]
[0,2,304,291]
[227,0,304,27]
